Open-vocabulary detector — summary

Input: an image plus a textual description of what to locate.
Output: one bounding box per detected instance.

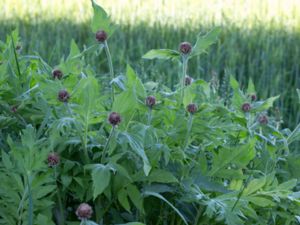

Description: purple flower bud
[146,96,156,108]
[185,76,193,86]
[241,103,251,112]
[58,90,70,103]
[250,94,257,101]
[258,115,268,125]
[96,30,107,42]
[76,203,93,220]
[187,103,197,114]
[11,105,18,113]
[52,69,63,80]
[179,42,192,55]
[16,43,22,53]
[47,153,60,167]
[108,112,121,126]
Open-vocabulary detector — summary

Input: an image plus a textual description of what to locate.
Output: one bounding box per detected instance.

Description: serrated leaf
[247,78,256,94]
[191,27,221,57]
[208,139,256,177]
[91,164,111,199]
[147,169,178,183]
[142,49,180,60]
[90,1,115,36]
[252,95,280,113]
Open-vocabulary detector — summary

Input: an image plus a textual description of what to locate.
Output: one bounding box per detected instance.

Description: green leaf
[147,169,178,183]
[90,1,115,36]
[144,191,188,225]
[247,78,256,94]
[91,164,111,199]
[243,176,266,195]
[142,49,180,60]
[121,132,151,176]
[191,27,221,57]
[127,184,144,213]
[118,188,131,212]
[246,196,275,207]
[208,139,256,177]
[252,95,280,113]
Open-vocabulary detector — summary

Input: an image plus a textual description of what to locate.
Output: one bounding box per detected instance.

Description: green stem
[65,103,90,163]
[104,40,115,101]
[193,205,203,225]
[184,114,193,150]
[101,126,115,163]
[55,168,65,225]
[147,108,152,125]
[180,57,188,104]
[27,174,33,225]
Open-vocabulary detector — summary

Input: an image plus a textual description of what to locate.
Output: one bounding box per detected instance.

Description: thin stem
[104,41,115,101]
[27,174,33,225]
[55,168,65,225]
[180,57,188,104]
[147,107,152,125]
[184,114,193,150]
[65,103,90,163]
[193,205,203,225]
[101,126,115,163]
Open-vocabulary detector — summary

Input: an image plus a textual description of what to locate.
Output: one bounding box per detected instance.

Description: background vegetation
[1,0,300,127]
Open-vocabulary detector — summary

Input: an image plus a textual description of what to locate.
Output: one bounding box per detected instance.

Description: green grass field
[1,0,300,127]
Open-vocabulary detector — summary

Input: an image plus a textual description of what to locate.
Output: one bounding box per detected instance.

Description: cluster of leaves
[1,2,300,225]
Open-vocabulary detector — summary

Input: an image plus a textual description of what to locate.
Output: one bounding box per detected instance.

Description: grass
[0,0,300,128]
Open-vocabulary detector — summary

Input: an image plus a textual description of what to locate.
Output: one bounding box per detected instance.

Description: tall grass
[0,0,300,128]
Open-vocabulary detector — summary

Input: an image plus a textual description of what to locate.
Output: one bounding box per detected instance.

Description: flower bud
[96,30,107,42]
[258,115,268,125]
[76,203,93,220]
[187,103,197,114]
[52,69,63,80]
[179,42,192,54]
[250,94,257,101]
[241,103,251,112]
[146,96,156,108]
[11,105,18,113]
[108,112,121,126]
[47,153,60,167]
[58,90,70,103]
[185,76,193,86]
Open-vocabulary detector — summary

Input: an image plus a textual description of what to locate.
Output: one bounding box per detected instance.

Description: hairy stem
[180,57,188,104]
[184,114,193,150]
[101,126,115,163]
[147,107,153,125]
[27,174,33,225]
[104,40,115,101]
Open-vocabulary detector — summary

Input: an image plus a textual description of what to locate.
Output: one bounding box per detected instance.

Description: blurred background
[1,0,300,128]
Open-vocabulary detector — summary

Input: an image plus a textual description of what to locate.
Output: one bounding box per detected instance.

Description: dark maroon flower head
[96,30,107,42]
[11,105,18,113]
[241,103,251,112]
[47,153,60,167]
[185,76,193,86]
[258,115,268,125]
[146,96,156,108]
[108,112,121,126]
[187,103,197,114]
[179,42,192,55]
[76,203,93,220]
[16,43,22,52]
[52,69,63,80]
[250,94,257,102]
[58,90,70,103]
